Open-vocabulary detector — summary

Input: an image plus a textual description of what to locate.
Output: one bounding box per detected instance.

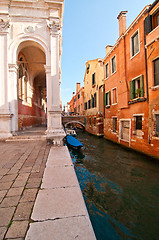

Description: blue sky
[61,0,151,108]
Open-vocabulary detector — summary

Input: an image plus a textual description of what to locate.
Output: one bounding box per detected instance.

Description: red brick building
[103,2,159,159]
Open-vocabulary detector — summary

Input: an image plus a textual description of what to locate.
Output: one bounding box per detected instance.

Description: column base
[46,128,66,146]
[0,114,13,139]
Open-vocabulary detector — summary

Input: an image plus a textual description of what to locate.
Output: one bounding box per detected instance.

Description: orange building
[103,3,159,159]
[67,83,84,116]
[145,0,159,156]
[84,59,104,136]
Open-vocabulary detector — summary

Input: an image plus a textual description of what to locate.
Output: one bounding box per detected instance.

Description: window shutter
[140,75,144,97]
[104,93,106,106]
[109,91,111,105]
[85,117,87,125]
[144,15,152,35]
[130,80,135,100]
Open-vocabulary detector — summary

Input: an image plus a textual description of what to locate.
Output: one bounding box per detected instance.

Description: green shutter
[130,80,135,100]
[104,93,106,106]
[85,117,87,125]
[140,75,144,97]
[109,91,111,105]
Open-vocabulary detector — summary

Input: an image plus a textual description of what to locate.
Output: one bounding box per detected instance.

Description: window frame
[105,62,109,79]
[130,29,140,58]
[112,87,117,105]
[154,57,159,87]
[112,117,117,133]
[111,55,116,75]
[104,91,111,107]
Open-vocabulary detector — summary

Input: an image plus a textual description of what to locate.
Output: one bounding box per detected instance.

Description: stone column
[0,19,12,138]
[8,64,18,133]
[46,19,65,145]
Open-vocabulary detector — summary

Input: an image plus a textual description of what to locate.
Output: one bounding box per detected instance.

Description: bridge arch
[64,121,85,129]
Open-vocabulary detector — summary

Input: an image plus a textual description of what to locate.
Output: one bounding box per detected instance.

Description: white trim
[105,90,111,107]
[105,62,109,79]
[111,87,117,105]
[130,29,140,59]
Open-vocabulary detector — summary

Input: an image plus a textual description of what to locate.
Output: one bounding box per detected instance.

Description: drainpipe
[144,13,149,103]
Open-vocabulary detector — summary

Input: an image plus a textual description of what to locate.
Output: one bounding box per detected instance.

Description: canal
[68,131,159,240]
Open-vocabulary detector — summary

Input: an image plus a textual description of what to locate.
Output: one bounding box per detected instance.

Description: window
[92,73,95,86]
[93,117,96,125]
[78,94,80,99]
[112,117,117,133]
[154,58,159,86]
[91,95,94,108]
[111,56,116,74]
[104,91,111,107]
[105,63,109,78]
[131,30,139,57]
[155,114,159,137]
[135,116,142,130]
[84,102,87,110]
[112,88,117,104]
[152,11,159,29]
[88,100,91,109]
[130,75,144,100]
[133,115,143,137]
[18,60,29,102]
[94,93,97,107]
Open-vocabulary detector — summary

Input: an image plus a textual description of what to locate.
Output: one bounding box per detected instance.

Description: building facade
[145,0,159,156]
[84,59,104,136]
[0,0,65,144]
[67,83,84,116]
[103,2,159,158]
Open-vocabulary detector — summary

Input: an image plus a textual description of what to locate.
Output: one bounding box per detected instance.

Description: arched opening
[17,41,47,130]
[64,121,85,130]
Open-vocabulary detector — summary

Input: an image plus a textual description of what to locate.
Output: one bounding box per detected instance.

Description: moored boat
[66,135,83,149]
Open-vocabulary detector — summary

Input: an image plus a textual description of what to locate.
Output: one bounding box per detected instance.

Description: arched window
[18,57,29,102]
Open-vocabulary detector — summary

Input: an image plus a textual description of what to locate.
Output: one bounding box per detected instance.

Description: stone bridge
[62,116,85,128]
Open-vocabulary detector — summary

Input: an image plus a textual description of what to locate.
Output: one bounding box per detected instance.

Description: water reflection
[69,131,159,240]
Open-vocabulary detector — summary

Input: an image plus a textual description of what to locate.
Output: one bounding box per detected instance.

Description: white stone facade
[0,0,65,144]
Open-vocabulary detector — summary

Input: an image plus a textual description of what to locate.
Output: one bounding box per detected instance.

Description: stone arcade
[0,0,65,144]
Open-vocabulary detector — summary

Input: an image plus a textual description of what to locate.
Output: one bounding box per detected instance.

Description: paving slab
[31,187,88,221]
[46,146,73,167]
[0,226,7,240]
[41,166,79,189]
[26,216,96,240]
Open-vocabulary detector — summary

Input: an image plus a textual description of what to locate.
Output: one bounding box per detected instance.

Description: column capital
[0,19,10,33]
[8,64,18,73]
[44,65,51,74]
[46,19,61,36]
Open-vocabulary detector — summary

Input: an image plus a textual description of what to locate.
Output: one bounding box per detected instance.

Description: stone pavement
[25,146,96,240]
[0,140,50,240]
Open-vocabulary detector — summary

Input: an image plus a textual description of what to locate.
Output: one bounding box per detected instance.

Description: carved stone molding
[0,19,10,33]
[47,19,61,36]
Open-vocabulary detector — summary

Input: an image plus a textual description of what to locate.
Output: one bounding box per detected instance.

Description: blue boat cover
[66,135,83,148]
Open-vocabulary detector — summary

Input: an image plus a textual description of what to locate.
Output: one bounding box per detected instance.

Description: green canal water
[68,131,159,240]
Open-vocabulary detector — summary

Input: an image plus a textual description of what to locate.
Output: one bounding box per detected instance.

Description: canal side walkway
[0,127,96,239]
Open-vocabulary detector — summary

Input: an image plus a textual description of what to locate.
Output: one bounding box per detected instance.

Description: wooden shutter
[104,93,106,106]
[130,80,135,100]
[144,15,152,35]
[140,75,144,97]
[109,91,111,105]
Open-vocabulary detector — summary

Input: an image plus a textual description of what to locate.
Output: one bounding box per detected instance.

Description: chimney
[76,83,81,93]
[117,11,127,37]
[106,45,113,55]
